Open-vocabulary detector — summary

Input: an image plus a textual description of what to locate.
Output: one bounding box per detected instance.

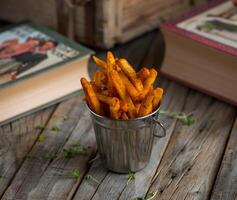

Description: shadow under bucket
[88,105,166,173]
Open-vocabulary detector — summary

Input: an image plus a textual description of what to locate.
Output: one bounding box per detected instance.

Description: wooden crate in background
[0,0,209,49]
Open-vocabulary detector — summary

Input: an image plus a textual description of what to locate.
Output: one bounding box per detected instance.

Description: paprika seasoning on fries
[81,51,164,119]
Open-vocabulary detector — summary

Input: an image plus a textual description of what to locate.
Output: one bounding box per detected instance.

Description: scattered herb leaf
[146,191,158,200]
[85,174,99,183]
[35,124,45,130]
[160,110,195,126]
[62,148,77,158]
[51,126,60,132]
[63,115,69,121]
[134,191,158,200]
[45,152,57,159]
[38,134,46,142]
[70,169,80,178]
[78,147,87,155]
[61,143,87,158]
[127,172,135,185]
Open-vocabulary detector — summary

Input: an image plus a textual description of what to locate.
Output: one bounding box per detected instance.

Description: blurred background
[0,0,210,49]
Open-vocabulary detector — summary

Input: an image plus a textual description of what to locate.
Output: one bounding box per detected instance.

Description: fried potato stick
[92,56,107,70]
[137,67,150,82]
[106,74,117,96]
[138,90,154,117]
[108,69,126,101]
[144,69,158,87]
[97,93,127,110]
[135,103,141,115]
[120,101,128,112]
[126,95,136,118]
[93,70,107,87]
[117,59,143,92]
[120,112,129,120]
[107,51,115,69]
[153,87,164,110]
[107,68,136,118]
[97,93,128,115]
[118,71,140,101]
[81,78,104,115]
[97,93,113,104]
[139,68,158,100]
[109,97,121,119]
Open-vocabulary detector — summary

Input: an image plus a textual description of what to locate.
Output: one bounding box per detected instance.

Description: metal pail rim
[86,103,161,122]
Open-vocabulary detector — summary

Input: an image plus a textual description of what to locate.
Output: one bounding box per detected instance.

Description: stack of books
[0,22,93,125]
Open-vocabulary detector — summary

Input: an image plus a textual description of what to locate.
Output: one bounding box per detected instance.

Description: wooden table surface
[0,30,236,200]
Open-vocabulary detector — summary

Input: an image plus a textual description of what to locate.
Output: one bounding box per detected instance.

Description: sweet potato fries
[80,51,164,119]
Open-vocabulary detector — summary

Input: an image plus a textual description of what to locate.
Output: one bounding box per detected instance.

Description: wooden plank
[210,117,237,200]
[0,107,55,197]
[1,94,86,199]
[74,5,86,42]
[15,101,96,200]
[94,0,117,48]
[72,159,108,200]
[146,92,235,200]
[73,32,189,199]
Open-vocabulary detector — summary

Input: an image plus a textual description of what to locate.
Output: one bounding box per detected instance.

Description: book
[160,0,237,106]
[0,22,93,125]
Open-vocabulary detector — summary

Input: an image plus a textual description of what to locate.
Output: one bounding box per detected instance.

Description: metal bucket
[88,106,166,173]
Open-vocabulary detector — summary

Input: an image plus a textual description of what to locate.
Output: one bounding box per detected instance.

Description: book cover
[160,0,237,105]
[161,0,237,57]
[0,22,94,88]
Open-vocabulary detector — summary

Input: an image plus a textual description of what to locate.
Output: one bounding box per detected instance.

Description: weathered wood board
[210,117,237,200]
[0,107,55,197]
[1,95,87,199]
[147,92,235,200]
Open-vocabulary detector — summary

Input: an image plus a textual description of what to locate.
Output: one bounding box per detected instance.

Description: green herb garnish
[61,143,87,158]
[134,191,158,200]
[127,172,135,185]
[85,174,99,183]
[38,134,46,142]
[63,115,69,121]
[62,148,77,158]
[45,152,57,159]
[160,110,195,126]
[70,169,81,178]
[51,126,60,132]
[78,147,87,155]
[35,124,45,130]
[145,191,158,200]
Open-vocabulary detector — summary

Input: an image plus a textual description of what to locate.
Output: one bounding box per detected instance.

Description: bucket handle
[152,117,166,138]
